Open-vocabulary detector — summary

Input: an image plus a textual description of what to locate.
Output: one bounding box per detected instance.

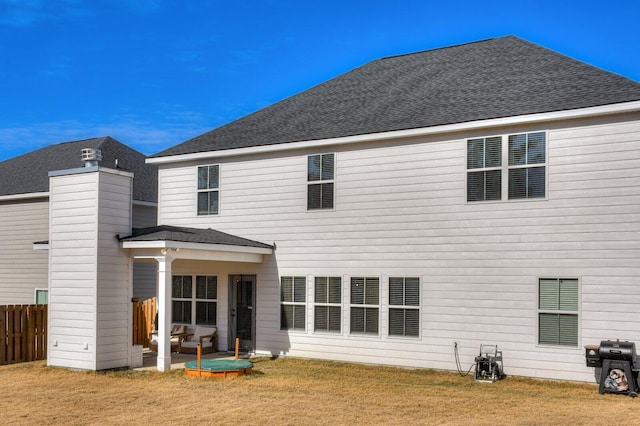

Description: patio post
[156,255,173,371]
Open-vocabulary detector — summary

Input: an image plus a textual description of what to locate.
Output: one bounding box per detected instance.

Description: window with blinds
[538,278,578,346]
[467,132,546,202]
[314,277,341,332]
[197,164,219,215]
[508,132,546,199]
[350,277,379,335]
[281,276,306,330]
[307,153,334,210]
[467,136,502,201]
[389,277,420,337]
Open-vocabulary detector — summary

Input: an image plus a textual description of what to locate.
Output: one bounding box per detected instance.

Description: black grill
[586,340,639,397]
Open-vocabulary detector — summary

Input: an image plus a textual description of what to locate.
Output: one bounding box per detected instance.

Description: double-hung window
[389,277,420,337]
[314,277,341,332]
[172,275,218,326]
[172,275,193,324]
[281,276,306,330]
[508,132,546,199]
[195,276,217,326]
[350,277,379,335]
[467,136,502,201]
[467,132,546,202]
[307,153,334,210]
[538,278,578,347]
[197,164,219,215]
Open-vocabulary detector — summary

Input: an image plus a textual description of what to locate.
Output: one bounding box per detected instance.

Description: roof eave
[120,239,273,255]
[147,100,640,165]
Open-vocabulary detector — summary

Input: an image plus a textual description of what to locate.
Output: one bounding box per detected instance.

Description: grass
[0,357,637,425]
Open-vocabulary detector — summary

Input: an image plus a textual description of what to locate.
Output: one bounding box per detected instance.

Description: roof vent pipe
[81,148,102,167]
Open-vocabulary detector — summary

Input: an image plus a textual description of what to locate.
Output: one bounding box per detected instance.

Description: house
[48,35,640,381]
[132,35,640,381]
[0,137,157,368]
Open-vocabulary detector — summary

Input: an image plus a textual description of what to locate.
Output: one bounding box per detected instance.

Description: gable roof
[0,136,157,202]
[153,36,640,158]
[118,225,274,250]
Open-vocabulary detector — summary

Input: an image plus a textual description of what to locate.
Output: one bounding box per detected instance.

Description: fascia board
[147,101,640,165]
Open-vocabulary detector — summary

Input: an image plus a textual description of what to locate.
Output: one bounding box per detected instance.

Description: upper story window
[307,153,334,210]
[197,165,219,215]
[467,132,546,202]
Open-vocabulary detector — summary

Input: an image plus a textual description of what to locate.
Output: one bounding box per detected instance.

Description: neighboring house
[0,137,158,305]
[44,35,640,381]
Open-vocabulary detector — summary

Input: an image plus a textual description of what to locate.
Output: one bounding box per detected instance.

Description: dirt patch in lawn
[0,358,636,425]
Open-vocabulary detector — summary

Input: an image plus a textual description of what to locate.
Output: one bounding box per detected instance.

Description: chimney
[81,148,102,167]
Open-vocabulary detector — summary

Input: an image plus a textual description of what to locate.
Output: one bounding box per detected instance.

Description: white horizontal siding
[0,199,49,304]
[48,169,133,371]
[95,171,132,370]
[157,113,640,382]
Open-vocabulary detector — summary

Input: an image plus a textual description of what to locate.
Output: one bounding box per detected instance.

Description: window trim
[313,276,342,333]
[197,164,220,216]
[194,275,218,326]
[466,131,548,203]
[307,153,335,211]
[537,277,579,348]
[171,274,218,326]
[280,276,307,331]
[349,277,380,336]
[34,288,48,305]
[388,277,420,338]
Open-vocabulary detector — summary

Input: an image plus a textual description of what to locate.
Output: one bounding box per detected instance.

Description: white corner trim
[146,101,640,164]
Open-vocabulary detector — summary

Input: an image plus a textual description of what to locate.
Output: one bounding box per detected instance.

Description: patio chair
[179,326,217,354]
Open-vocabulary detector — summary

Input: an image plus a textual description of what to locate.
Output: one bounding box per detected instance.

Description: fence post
[0,305,6,365]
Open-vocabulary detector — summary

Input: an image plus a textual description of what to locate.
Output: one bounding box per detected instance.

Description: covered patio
[119,225,274,372]
[135,348,244,371]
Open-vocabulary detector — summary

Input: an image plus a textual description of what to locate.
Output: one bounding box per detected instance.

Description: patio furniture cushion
[179,326,217,354]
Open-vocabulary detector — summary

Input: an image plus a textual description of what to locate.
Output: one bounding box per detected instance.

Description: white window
[281,276,306,330]
[350,277,379,335]
[314,277,341,332]
[467,132,546,202]
[197,164,219,215]
[195,276,217,326]
[172,275,217,326]
[389,277,420,337]
[307,153,334,210]
[35,289,48,305]
[538,278,578,347]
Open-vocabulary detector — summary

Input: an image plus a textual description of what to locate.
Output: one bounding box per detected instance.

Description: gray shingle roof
[119,225,274,249]
[0,136,157,202]
[153,36,640,158]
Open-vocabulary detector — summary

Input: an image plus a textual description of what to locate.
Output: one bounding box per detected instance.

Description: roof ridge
[379,35,514,61]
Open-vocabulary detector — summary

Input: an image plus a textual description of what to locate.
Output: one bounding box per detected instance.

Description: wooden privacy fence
[132,297,156,348]
[0,304,47,365]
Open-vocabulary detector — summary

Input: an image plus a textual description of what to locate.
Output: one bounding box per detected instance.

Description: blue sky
[0,0,638,161]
